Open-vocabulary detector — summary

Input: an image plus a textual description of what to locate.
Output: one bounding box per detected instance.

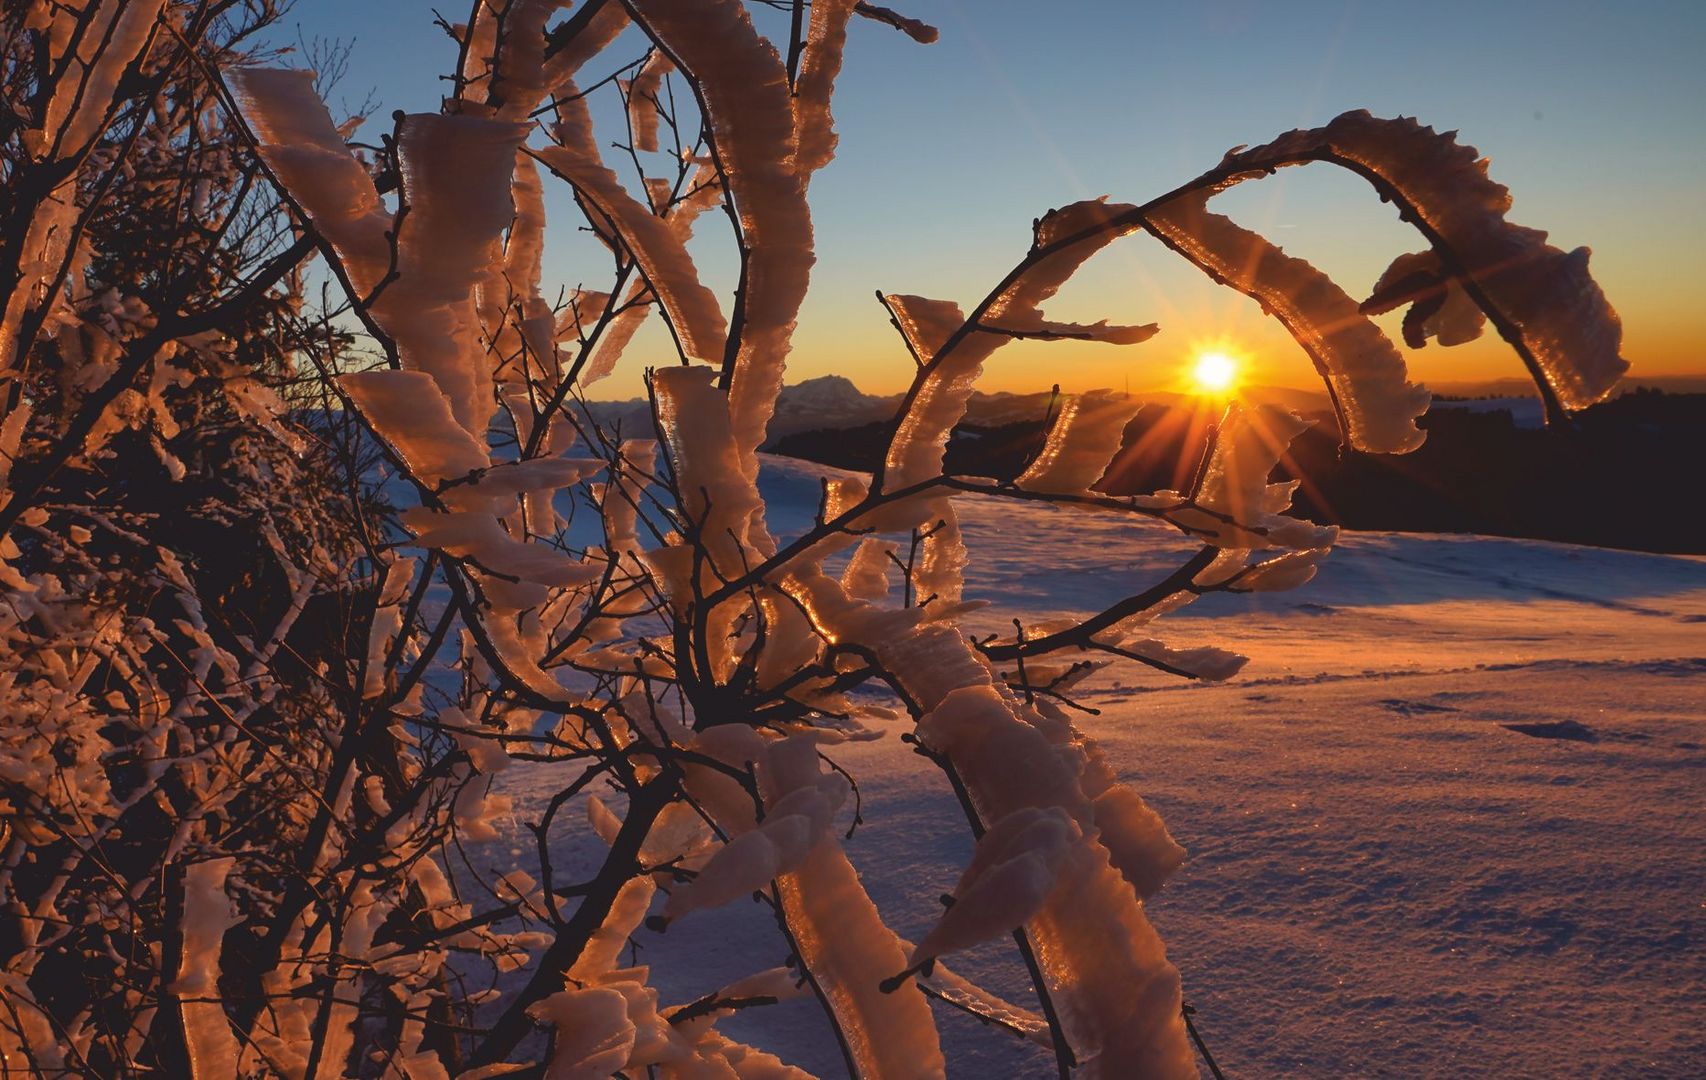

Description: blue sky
[276,1,1706,397]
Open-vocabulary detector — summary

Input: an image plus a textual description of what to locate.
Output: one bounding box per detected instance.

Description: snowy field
[503,454,1706,1078]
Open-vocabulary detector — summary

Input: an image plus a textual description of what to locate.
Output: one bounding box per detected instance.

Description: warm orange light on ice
[1190,350,1240,395]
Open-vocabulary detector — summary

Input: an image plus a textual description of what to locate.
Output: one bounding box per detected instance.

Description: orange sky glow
[286,1,1706,402]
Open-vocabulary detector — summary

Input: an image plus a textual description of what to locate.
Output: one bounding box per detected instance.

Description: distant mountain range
[579,372,1705,444]
[756,382,1706,555]
[582,374,1336,444]
[579,374,895,443]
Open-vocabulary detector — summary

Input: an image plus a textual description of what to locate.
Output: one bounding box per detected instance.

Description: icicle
[450,456,595,508]
[841,538,897,600]
[364,557,417,698]
[916,961,1052,1046]
[1082,779,1187,901]
[661,767,848,922]
[527,987,638,1079]
[239,72,527,439]
[571,876,657,981]
[33,0,167,160]
[752,593,825,690]
[486,0,573,120]
[540,0,630,90]
[459,6,498,94]
[758,739,947,1079]
[878,294,980,491]
[597,439,656,556]
[580,162,725,387]
[1231,547,1330,592]
[401,507,600,588]
[911,686,1196,1079]
[0,187,78,375]
[781,569,1196,1077]
[0,976,63,1074]
[910,807,1081,963]
[383,112,530,437]
[503,156,553,369]
[854,3,940,43]
[995,317,1158,343]
[912,498,966,609]
[0,400,32,490]
[1113,638,1248,681]
[651,366,763,580]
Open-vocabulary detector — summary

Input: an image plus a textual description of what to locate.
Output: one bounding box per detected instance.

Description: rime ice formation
[1208,112,1628,414]
[173,859,242,1079]
[1146,191,1433,453]
[1017,394,1147,495]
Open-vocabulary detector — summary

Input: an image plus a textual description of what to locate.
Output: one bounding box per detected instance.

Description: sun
[1190,350,1241,395]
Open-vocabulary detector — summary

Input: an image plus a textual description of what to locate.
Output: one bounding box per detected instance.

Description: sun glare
[1190,350,1240,395]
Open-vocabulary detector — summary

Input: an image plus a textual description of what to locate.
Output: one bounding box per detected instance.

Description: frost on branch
[230,68,393,292]
[1211,111,1628,413]
[1017,393,1146,495]
[1146,189,1432,453]
[627,0,816,484]
[535,64,729,365]
[340,369,490,484]
[1143,403,1339,551]
[911,807,1081,965]
[171,859,242,1078]
[1365,249,1488,348]
[882,198,1146,490]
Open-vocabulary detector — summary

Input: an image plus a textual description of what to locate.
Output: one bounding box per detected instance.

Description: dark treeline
[769,389,1706,555]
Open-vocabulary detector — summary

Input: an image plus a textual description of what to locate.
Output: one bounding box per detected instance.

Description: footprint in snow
[1378,699,1461,717]
[1502,719,1599,743]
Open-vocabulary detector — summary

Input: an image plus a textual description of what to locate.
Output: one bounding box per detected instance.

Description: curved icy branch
[1194,112,1627,422]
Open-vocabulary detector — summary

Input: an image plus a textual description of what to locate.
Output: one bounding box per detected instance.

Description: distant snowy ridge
[580,374,1694,445]
[580,374,886,440]
[580,375,1339,443]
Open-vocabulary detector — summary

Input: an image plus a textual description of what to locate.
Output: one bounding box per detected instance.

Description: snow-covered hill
[502,455,1706,1078]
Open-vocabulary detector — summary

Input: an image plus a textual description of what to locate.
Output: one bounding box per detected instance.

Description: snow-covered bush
[0,2,382,1074]
[1,1,1625,1076]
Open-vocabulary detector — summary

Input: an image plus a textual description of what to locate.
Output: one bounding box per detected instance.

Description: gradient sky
[279,1,1706,399]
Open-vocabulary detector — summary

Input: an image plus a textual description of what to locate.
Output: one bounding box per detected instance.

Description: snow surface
[498,454,1705,1078]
